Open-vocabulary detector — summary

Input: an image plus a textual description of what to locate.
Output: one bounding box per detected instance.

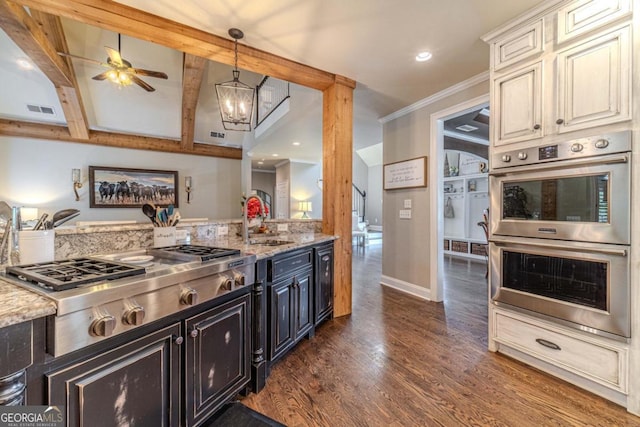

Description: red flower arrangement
[244,197,269,219]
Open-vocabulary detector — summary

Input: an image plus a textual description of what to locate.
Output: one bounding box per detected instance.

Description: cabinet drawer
[557,0,631,44]
[493,310,628,392]
[269,249,313,281]
[492,19,544,71]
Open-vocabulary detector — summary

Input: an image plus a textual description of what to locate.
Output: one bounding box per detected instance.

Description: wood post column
[322,77,355,317]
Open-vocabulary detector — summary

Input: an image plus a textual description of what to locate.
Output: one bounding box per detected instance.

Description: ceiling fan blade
[91,71,111,81]
[131,68,168,79]
[58,52,106,67]
[130,75,155,92]
[105,47,123,66]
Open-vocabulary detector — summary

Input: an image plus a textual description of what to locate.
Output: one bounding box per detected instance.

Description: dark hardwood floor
[241,243,638,426]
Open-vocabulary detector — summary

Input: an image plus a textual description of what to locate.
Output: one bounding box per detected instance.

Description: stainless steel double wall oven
[489,131,631,339]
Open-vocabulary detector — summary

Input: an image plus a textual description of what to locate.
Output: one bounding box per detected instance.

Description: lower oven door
[490,236,630,339]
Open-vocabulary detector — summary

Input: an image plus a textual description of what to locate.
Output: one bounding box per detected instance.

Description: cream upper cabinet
[492,19,545,71]
[557,0,632,44]
[488,14,632,148]
[492,61,544,146]
[555,24,631,134]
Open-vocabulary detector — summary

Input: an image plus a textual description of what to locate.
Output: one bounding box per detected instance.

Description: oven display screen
[538,145,558,160]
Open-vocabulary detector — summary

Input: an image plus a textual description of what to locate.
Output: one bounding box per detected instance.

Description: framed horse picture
[89,166,179,208]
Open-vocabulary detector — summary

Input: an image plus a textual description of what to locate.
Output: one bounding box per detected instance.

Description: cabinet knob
[90,314,116,337]
[173,335,184,345]
[180,288,198,306]
[556,118,564,125]
[533,124,541,130]
[189,329,199,338]
[122,305,145,326]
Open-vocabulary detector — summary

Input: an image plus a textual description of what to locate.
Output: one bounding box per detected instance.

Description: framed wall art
[89,166,179,208]
[383,156,427,190]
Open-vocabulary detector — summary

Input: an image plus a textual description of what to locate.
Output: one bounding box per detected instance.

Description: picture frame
[383,156,427,190]
[89,166,179,208]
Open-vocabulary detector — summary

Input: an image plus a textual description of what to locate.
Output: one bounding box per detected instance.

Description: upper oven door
[490,152,630,244]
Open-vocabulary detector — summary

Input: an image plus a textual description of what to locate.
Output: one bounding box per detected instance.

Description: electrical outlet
[399,209,411,219]
[404,199,412,209]
[277,223,288,232]
[217,225,228,236]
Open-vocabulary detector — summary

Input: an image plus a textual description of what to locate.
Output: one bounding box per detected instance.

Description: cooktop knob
[123,305,145,326]
[90,314,116,337]
[234,274,245,287]
[180,288,198,306]
[222,277,234,291]
[501,154,511,163]
[517,152,528,160]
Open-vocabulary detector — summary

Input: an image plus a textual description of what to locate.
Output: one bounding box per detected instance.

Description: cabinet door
[185,293,251,427]
[314,246,334,325]
[493,61,543,146]
[293,269,313,338]
[492,19,544,71]
[557,0,631,44]
[269,280,293,361]
[47,323,181,427]
[556,25,631,134]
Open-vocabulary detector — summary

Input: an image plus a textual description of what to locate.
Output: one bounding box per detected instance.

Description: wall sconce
[72,168,82,201]
[185,176,192,204]
[299,201,312,219]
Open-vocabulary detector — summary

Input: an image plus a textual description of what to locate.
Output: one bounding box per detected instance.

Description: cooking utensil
[142,204,158,226]
[33,213,49,230]
[171,211,180,226]
[0,201,11,220]
[51,209,80,228]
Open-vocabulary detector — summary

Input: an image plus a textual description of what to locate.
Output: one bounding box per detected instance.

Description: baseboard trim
[380,275,431,301]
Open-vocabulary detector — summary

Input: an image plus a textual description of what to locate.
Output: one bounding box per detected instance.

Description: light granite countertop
[0,233,336,329]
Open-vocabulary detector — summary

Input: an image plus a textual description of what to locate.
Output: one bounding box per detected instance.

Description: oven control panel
[491,130,630,169]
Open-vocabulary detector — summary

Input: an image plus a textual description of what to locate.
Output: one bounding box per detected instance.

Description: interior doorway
[428,94,489,302]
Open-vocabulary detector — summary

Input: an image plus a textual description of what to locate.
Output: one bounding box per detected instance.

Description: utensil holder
[18,230,55,264]
[153,226,176,247]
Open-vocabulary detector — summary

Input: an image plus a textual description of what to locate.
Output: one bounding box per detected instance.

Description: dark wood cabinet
[314,244,334,325]
[47,323,181,427]
[185,293,251,426]
[267,248,315,365]
[268,267,313,362]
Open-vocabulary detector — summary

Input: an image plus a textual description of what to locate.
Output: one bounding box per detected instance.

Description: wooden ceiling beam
[15,0,355,91]
[0,119,242,159]
[29,9,90,140]
[181,54,207,151]
[0,0,72,86]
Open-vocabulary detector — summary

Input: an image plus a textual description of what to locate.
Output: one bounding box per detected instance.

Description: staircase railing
[352,184,366,221]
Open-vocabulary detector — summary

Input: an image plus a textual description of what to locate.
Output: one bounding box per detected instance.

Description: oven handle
[490,153,629,176]
[491,240,627,257]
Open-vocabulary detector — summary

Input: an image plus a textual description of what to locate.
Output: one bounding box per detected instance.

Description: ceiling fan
[59,34,168,92]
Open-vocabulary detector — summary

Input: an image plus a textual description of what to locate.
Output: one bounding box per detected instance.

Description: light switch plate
[277,223,288,232]
[403,199,412,209]
[399,209,412,219]
[217,225,228,236]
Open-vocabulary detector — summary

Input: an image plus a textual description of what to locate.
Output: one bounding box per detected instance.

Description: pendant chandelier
[215,28,255,131]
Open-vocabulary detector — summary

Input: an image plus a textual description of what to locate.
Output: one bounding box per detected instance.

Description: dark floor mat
[204,402,286,427]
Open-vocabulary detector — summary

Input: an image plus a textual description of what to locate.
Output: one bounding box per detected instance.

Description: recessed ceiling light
[16,58,33,70]
[415,51,432,62]
[257,161,264,165]
[456,124,479,132]
[272,153,279,157]
[292,141,301,146]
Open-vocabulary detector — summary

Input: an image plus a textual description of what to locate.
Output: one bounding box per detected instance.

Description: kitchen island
[0,223,335,424]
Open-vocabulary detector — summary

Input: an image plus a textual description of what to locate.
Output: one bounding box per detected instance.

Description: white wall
[289,162,322,219]
[367,164,383,227]
[0,136,242,223]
